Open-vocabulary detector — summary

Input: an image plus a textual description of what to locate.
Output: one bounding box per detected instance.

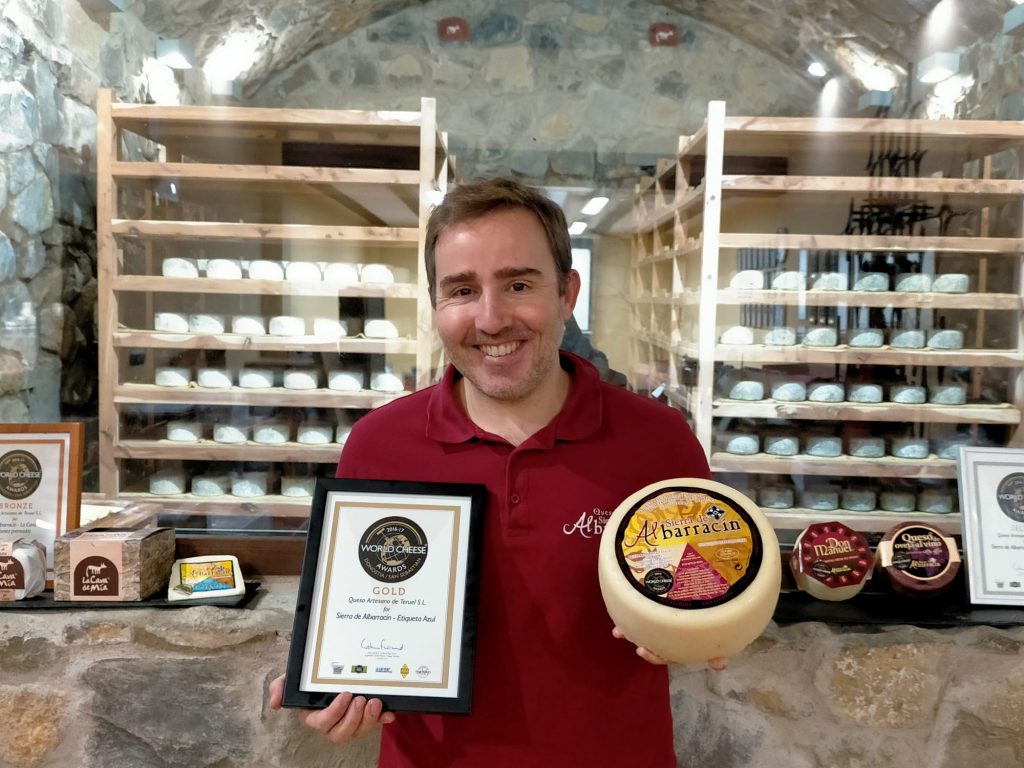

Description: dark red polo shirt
[337,352,710,768]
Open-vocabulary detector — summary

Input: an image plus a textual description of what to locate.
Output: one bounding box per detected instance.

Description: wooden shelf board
[711,452,957,478]
[113,161,419,187]
[761,507,961,534]
[114,439,342,463]
[720,175,1024,207]
[712,399,1019,424]
[113,275,419,299]
[716,289,1020,310]
[681,115,1024,158]
[116,491,317,517]
[715,344,1022,367]
[114,384,407,408]
[113,330,419,354]
[718,233,1024,254]
[111,220,419,243]
[111,103,425,143]
[634,184,705,231]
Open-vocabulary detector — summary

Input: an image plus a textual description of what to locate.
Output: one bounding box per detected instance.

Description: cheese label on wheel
[615,487,763,609]
[886,525,954,580]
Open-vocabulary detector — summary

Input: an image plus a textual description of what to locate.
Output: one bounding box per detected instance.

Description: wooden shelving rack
[96,90,450,515]
[630,101,1024,531]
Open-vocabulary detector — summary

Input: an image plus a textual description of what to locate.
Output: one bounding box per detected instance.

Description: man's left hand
[611,626,728,670]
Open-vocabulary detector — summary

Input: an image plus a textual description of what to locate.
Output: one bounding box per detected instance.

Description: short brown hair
[424,178,572,307]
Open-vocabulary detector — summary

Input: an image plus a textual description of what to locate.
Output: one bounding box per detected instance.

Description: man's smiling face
[432,207,579,405]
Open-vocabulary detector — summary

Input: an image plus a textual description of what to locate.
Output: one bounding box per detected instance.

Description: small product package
[168,555,245,601]
[0,538,46,600]
[54,527,175,602]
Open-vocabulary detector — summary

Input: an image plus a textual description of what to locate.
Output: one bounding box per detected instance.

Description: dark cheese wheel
[876,521,961,597]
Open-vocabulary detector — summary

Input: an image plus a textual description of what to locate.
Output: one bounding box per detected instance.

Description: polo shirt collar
[425,350,603,445]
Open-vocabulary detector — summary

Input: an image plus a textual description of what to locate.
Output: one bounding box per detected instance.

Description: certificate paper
[284,479,486,713]
[958,446,1024,605]
[0,424,83,584]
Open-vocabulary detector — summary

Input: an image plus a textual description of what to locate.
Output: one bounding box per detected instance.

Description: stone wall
[0,0,204,485]
[3,577,1023,768]
[251,0,818,188]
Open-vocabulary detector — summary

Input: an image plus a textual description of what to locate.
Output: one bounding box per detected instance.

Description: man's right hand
[268,673,396,744]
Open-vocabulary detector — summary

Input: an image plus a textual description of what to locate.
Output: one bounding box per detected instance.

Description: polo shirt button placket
[510,494,520,504]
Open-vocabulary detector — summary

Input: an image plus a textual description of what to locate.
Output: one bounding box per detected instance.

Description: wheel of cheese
[206,259,243,279]
[154,312,189,333]
[325,263,360,286]
[790,521,872,601]
[313,317,348,338]
[328,369,364,392]
[876,521,961,597]
[197,367,233,389]
[598,478,780,664]
[247,260,284,281]
[191,474,230,497]
[232,315,267,335]
[729,270,764,289]
[282,475,316,497]
[364,319,399,339]
[239,368,275,389]
[161,257,199,278]
[155,367,191,388]
[360,263,394,284]
[297,424,333,445]
[283,369,318,390]
[285,262,322,283]
[166,420,203,442]
[253,421,290,444]
[269,315,306,336]
[188,313,226,333]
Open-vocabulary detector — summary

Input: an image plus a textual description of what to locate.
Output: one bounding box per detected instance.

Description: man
[270,178,712,766]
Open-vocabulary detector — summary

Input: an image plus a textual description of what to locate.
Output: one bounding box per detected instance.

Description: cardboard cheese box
[54,527,175,602]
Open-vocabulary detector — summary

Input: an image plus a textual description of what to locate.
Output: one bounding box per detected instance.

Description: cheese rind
[876,521,961,597]
[790,521,872,601]
[598,478,780,663]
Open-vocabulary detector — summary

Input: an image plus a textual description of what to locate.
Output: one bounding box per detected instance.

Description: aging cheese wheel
[599,478,780,664]
[876,521,961,597]
[790,521,872,601]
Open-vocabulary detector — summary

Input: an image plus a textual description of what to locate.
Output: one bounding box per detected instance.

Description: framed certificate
[0,423,83,584]
[283,478,487,713]
[958,446,1024,605]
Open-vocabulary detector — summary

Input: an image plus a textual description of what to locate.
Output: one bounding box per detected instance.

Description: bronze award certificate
[284,479,485,713]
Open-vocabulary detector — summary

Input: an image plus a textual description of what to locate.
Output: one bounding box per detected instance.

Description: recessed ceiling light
[580,196,609,216]
[568,221,588,236]
[807,61,828,78]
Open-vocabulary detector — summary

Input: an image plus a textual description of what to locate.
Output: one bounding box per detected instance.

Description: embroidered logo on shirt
[562,508,612,539]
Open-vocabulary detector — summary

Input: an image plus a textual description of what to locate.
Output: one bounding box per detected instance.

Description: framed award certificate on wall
[0,423,84,585]
[283,478,486,713]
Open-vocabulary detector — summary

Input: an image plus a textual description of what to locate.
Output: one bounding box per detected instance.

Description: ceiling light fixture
[580,196,609,216]
[568,221,588,236]
[807,61,828,78]
[156,38,194,70]
[917,51,960,83]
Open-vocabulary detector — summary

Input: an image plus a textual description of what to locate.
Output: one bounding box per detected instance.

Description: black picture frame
[283,477,487,713]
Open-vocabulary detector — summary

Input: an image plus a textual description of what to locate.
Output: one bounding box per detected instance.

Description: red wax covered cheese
[790,521,872,601]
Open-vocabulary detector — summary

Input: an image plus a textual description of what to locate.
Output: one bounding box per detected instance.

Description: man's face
[432,207,580,405]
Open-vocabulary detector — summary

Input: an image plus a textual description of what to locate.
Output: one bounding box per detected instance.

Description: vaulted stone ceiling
[127,0,1010,93]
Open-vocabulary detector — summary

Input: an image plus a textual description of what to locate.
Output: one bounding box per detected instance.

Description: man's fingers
[305,692,354,734]
[268,674,285,710]
[708,656,729,671]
